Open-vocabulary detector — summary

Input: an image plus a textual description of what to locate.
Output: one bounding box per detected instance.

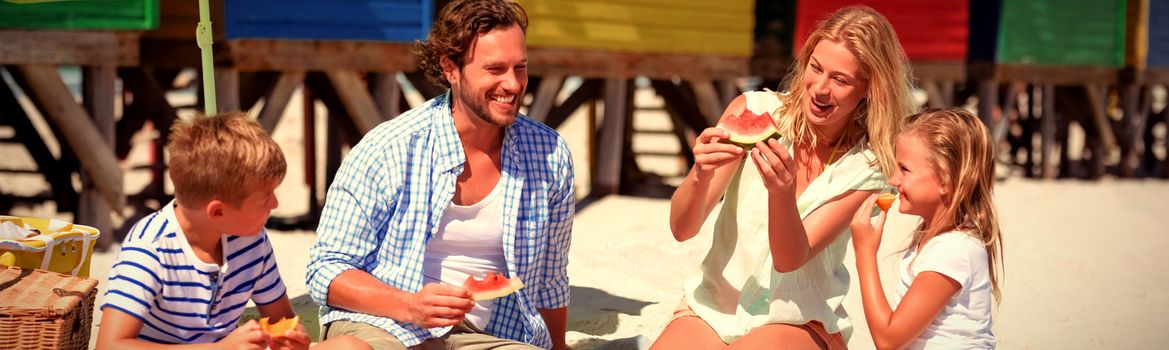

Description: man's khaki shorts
[324,320,541,350]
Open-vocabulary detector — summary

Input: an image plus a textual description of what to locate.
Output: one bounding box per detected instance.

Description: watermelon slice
[717,91,782,148]
[463,272,524,301]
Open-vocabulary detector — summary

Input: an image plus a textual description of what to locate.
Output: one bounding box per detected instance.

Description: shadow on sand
[567,286,655,349]
[237,287,654,348]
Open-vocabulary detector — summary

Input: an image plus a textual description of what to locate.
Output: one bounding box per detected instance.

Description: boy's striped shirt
[101,201,287,344]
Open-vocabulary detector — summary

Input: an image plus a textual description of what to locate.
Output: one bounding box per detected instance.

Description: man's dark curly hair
[415,0,528,88]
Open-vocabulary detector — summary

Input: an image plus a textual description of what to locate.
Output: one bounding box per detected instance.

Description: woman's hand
[850,193,888,254]
[751,138,797,195]
[692,127,745,180]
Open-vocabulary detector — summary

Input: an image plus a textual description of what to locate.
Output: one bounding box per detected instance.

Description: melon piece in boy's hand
[876,193,897,212]
[259,315,300,338]
[463,272,524,301]
[716,91,782,148]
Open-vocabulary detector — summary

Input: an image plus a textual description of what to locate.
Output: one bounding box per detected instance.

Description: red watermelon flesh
[716,91,781,147]
[463,272,525,301]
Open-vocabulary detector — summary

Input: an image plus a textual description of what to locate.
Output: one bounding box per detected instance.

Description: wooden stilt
[544,78,602,130]
[650,79,711,135]
[1119,82,1144,177]
[258,71,305,133]
[369,72,402,120]
[1080,83,1117,176]
[923,81,948,108]
[1040,84,1057,179]
[324,69,381,134]
[214,67,240,113]
[690,79,723,123]
[594,78,630,196]
[0,67,74,210]
[977,79,998,129]
[16,65,124,209]
[80,65,117,249]
[528,74,564,123]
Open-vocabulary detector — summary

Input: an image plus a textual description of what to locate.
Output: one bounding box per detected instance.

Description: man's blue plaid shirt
[307,92,574,348]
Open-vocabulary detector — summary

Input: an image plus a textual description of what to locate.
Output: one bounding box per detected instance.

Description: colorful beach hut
[122,0,432,227]
[0,0,155,247]
[1122,0,1169,177]
[513,0,754,196]
[793,0,971,107]
[969,0,1128,179]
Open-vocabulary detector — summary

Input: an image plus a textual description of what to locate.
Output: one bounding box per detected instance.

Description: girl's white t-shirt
[897,231,996,349]
[422,182,507,331]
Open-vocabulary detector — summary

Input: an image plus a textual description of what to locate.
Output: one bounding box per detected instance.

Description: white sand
[3,80,1168,349]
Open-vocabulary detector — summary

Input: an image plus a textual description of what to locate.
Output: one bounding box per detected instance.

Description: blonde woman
[850,108,1003,349]
[653,6,916,349]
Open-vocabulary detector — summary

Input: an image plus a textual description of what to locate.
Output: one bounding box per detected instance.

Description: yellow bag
[0,216,100,277]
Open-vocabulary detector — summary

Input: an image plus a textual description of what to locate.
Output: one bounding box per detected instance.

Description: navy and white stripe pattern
[307,92,575,348]
[101,202,287,344]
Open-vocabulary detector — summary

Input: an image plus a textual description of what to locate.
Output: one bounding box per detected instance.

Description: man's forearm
[538,307,569,350]
[327,269,412,321]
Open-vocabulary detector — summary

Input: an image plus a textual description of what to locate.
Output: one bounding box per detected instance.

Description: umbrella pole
[196,0,216,114]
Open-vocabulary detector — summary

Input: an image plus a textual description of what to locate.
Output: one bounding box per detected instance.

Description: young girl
[653,6,915,349]
[850,108,1004,349]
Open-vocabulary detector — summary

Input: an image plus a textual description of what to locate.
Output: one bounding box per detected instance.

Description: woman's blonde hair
[167,112,286,208]
[903,108,1004,302]
[777,5,916,177]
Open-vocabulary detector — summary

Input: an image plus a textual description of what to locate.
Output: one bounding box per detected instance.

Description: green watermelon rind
[466,275,525,301]
[725,131,781,149]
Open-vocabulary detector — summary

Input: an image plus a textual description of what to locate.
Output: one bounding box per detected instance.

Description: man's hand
[402,283,475,328]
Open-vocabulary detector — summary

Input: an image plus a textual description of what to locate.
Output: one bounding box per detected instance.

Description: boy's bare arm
[254,294,298,320]
[97,307,266,350]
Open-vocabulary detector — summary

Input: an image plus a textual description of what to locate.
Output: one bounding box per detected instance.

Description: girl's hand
[850,193,888,253]
[267,321,311,350]
[751,138,797,195]
[692,127,745,180]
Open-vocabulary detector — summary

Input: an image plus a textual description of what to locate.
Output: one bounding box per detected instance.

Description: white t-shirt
[896,232,996,349]
[422,182,506,331]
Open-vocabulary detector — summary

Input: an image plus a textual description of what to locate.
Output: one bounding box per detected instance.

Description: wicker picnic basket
[0,265,98,350]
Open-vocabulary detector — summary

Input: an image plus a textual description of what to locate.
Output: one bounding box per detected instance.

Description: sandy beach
[2,79,1168,349]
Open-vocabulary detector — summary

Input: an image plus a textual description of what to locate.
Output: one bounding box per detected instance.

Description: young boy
[97,113,366,350]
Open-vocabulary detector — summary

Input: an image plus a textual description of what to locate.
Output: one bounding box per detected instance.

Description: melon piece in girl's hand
[259,315,300,338]
[876,193,897,211]
[716,91,782,148]
[463,272,524,301]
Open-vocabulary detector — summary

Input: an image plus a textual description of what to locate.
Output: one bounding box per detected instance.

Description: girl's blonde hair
[777,5,916,177]
[902,108,1004,302]
[168,112,286,208]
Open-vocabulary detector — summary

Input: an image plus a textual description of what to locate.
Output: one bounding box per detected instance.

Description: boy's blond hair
[167,112,286,207]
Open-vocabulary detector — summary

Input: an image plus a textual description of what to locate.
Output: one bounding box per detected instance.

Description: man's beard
[454,79,513,127]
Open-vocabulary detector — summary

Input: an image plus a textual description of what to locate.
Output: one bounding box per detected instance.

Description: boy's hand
[217,320,269,350]
[850,193,888,254]
[403,283,474,328]
[267,322,311,350]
